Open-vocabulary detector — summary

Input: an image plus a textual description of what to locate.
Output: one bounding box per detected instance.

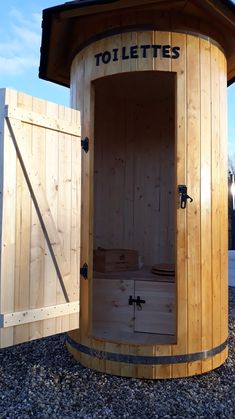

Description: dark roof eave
[42,0,235,17]
[39,0,235,85]
[39,0,120,82]
[42,0,119,17]
[41,0,235,17]
[228,76,235,86]
[218,0,235,13]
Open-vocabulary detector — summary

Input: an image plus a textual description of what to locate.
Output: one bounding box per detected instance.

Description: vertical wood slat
[172,32,187,378]
[200,38,213,373]
[5,117,70,303]
[0,88,81,349]
[219,52,228,345]
[211,44,222,369]
[154,31,172,73]
[124,94,134,249]
[29,96,46,342]
[78,43,93,373]
[57,105,68,332]
[0,89,18,347]
[14,92,33,345]
[44,100,59,337]
[186,34,202,376]
[70,105,81,331]
[67,30,229,379]
[71,59,89,375]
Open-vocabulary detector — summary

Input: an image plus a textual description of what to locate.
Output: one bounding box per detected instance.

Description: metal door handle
[128,296,146,311]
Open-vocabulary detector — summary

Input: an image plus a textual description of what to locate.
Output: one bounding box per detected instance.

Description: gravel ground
[0,287,234,419]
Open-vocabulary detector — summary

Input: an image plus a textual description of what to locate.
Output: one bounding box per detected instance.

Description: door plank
[5,117,71,302]
[5,105,81,136]
[134,281,176,335]
[0,89,81,349]
[0,302,79,328]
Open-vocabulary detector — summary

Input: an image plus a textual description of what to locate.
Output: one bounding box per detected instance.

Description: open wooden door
[0,89,81,348]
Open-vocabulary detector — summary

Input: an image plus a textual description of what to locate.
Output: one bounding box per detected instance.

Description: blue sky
[0,0,235,156]
[0,1,69,105]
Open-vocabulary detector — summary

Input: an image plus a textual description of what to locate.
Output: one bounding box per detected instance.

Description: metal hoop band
[66,336,228,365]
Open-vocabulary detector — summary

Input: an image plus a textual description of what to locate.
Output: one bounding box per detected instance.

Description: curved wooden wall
[68,31,228,379]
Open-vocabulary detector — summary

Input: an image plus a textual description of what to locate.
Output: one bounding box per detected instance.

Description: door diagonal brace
[5,116,70,303]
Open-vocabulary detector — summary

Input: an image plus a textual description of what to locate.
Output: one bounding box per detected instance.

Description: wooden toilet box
[1,0,235,379]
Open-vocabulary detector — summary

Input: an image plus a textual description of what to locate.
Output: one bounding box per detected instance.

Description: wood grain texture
[0,89,18,347]
[134,281,176,335]
[171,31,188,378]
[46,28,230,379]
[186,34,202,376]
[200,37,213,374]
[93,71,175,266]
[1,302,79,327]
[0,89,81,348]
[211,43,222,369]
[219,51,228,346]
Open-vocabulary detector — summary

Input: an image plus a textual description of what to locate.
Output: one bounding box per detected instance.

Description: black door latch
[178,185,193,209]
[81,137,89,153]
[80,263,88,279]
[129,296,146,311]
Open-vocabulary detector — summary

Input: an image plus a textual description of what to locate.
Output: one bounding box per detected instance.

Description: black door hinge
[81,137,89,153]
[80,263,88,279]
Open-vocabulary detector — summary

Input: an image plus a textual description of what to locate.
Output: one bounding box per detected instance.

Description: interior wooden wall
[93,72,175,266]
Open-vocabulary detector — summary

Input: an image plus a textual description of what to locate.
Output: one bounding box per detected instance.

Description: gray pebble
[0,287,234,418]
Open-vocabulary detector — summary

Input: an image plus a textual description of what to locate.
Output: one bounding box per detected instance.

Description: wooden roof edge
[42,0,119,17]
[216,0,235,13]
[41,0,235,16]
[228,77,235,86]
[39,0,235,85]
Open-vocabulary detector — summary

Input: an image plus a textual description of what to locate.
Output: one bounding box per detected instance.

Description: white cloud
[11,24,40,50]
[0,7,41,76]
[9,8,41,28]
[0,56,38,76]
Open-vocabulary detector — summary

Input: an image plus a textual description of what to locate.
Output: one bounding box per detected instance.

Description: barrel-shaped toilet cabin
[1,0,234,380]
[38,0,235,379]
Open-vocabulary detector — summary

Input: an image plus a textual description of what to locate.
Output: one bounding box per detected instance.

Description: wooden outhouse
[1,0,235,379]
